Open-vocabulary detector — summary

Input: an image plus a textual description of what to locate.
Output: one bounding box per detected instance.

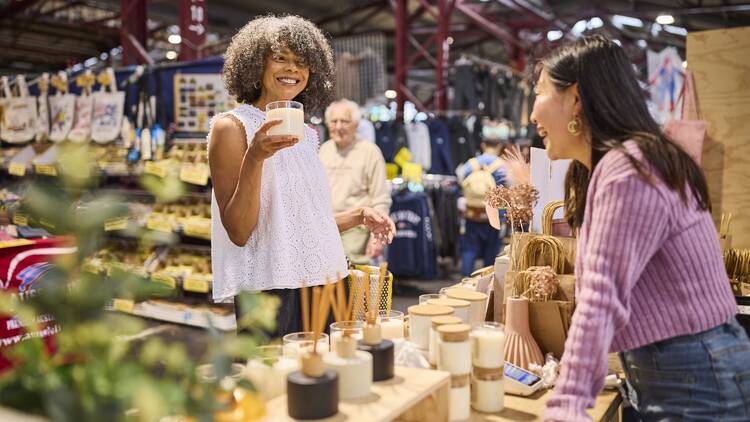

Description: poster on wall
[647,47,685,125]
[173,73,237,133]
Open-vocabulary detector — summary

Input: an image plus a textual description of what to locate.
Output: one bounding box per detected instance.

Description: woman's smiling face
[260,47,310,101]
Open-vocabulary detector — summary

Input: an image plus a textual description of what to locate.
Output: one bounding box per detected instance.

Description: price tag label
[112,299,135,313]
[180,163,210,186]
[146,215,173,233]
[12,214,29,226]
[35,164,58,176]
[151,273,177,289]
[143,161,167,178]
[402,162,423,183]
[183,218,211,239]
[104,217,129,232]
[183,277,210,293]
[8,162,27,177]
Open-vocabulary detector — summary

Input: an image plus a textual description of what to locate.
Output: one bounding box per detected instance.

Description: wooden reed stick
[336,279,349,321]
[301,285,310,332]
[318,285,332,336]
[312,287,321,352]
[366,273,375,325]
[346,270,356,320]
[326,284,340,322]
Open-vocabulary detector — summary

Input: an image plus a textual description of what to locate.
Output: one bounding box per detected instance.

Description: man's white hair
[324,98,361,124]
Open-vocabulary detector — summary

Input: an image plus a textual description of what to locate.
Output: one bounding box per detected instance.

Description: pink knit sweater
[544,141,737,422]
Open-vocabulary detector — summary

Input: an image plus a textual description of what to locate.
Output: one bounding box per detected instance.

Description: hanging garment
[404,121,432,171]
[448,116,477,165]
[451,64,479,110]
[374,121,395,162]
[388,191,437,279]
[426,118,454,175]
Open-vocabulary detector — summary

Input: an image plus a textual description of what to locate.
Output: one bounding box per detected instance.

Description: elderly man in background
[320,99,392,264]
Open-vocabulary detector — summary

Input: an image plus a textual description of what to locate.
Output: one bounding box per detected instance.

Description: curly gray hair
[222,15,335,115]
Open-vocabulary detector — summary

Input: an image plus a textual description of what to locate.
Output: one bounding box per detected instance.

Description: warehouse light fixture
[168,34,182,45]
[166,51,178,60]
[571,19,587,36]
[546,30,563,41]
[664,25,688,36]
[656,14,675,25]
[682,61,688,68]
[588,17,603,29]
[613,39,622,46]
[385,90,397,99]
[637,39,648,48]
[611,15,644,28]
[651,23,662,37]
[447,36,454,45]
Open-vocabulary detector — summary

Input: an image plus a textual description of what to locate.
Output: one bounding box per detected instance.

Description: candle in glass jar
[470,322,505,369]
[282,332,329,357]
[330,321,364,353]
[377,310,405,340]
[438,324,472,376]
[450,380,471,421]
[408,304,454,349]
[445,288,488,327]
[427,298,470,324]
[472,376,505,413]
[246,355,299,401]
[429,315,462,366]
[323,336,373,400]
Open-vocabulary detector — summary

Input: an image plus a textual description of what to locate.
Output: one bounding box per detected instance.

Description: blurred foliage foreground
[0,143,278,421]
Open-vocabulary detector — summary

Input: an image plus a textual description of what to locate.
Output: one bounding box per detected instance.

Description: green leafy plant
[0,144,277,421]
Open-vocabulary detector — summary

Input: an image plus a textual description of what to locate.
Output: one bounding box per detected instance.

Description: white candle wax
[438,340,471,375]
[323,350,373,400]
[245,356,299,401]
[471,329,505,369]
[450,385,471,421]
[472,378,505,413]
[379,319,404,339]
[330,331,363,353]
[429,327,440,366]
[282,339,329,358]
[266,107,305,140]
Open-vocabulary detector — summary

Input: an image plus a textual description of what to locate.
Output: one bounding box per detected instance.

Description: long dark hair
[538,34,710,230]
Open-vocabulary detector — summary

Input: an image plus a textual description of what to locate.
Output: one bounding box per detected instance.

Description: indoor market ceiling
[0,0,749,75]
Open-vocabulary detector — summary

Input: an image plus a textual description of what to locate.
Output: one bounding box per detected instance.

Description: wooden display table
[470,388,621,422]
[265,366,451,421]
[263,365,621,422]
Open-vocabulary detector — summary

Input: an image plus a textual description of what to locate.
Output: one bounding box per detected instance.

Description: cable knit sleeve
[543,171,671,421]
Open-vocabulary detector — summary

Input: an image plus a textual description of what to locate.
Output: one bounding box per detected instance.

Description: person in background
[531,34,747,421]
[209,16,394,337]
[456,131,508,276]
[320,99,392,264]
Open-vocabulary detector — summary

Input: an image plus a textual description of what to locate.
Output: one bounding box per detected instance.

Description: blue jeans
[460,220,502,276]
[619,317,750,421]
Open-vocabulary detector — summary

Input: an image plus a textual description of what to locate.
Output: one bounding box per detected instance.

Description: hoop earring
[253,81,260,90]
[567,118,582,136]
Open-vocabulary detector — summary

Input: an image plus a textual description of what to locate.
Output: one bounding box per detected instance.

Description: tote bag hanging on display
[48,73,76,143]
[0,75,37,144]
[91,68,125,144]
[67,71,97,143]
[36,73,51,142]
[664,69,706,164]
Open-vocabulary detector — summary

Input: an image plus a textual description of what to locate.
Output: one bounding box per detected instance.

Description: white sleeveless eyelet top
[209,104,348,301]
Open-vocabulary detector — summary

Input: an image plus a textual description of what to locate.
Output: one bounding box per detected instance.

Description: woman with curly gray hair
[209,15,394,336]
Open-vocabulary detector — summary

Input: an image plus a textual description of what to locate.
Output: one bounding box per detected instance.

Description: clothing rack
[463,54,525,78]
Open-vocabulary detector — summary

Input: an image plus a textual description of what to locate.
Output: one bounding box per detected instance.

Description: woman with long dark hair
[530,34,749,421]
